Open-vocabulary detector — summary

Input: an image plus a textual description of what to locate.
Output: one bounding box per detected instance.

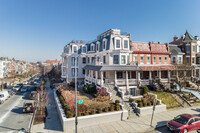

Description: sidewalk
[73,106,200,133]
[31,77,63,133]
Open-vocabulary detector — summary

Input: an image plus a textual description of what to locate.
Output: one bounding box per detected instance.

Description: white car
[0,91,9,104]
[13,85,21,91]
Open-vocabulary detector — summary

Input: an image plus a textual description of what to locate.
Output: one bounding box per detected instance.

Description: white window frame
[115,37,121,49]
[82,46,87,53]
[159,56,162,64]
[192,56,195,64]
[192,45,195,52]
[123,38,129,49]
[103,38,107,50]
[96,42,100,52]
[73,46,78,53]
[121,55,126,65]
[186,56,190,64]
[90,43,95,51]
[178,56,182,64]
[140,55,144,64]
[134,55,137,63]
[147,55,150,64]
[164,56,167,64]
[113,54,119,64]
[153,56,156,64]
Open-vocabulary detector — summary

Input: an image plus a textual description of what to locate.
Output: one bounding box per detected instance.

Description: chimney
[173,36,178,41]
[158,41,161,44]
[195,36,199,40]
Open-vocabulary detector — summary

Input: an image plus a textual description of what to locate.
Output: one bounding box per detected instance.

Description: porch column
[91,70,93,78]
[149,71,152,84]
[191,69,193,77]
[100,71,103,87]
[137,71,141,86]
[126,71,129,94]
[199,69,200,79]
[95,71,98,85]
[168,70,171,82]
[194,69,196,78]
[114,71,117,86]
[176,70,179,79]
[159,71,161,79]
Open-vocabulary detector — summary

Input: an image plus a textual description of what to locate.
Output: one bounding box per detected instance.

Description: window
[92,57,95,63]
[82,57,86,64]
[199,46,200,53]
[134,55,137,62]
[97,56,100,62]
[186,45,190,53]
[91,45,94,51]
[121,55,126,64]
[82,46,86,53]
[140,56,144,64]
[124,40,128,48]
[88,57,90,63]
[72,68,78,77]
[74,46,77,53]
[192,57,195,64]
[164,56,167,64]
[71,57,75,66]
[116,40,120,48]
[82,69,85,74]
[96,44,99,51]
[103,56,106,64]
[113,55,119,64]
[153,56,156,64]
[178,57,182,64]
[117,72,123,79]
[186,57,190,63]
[147,56,150,64]
[159,57,162,64]
[188,119,195,125]
[172,57,176,63]
[195,118,200,122]
[103,41,106,49]
[192,45,195,52]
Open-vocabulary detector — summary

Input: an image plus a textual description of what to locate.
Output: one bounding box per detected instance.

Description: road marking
[0,93,25,123]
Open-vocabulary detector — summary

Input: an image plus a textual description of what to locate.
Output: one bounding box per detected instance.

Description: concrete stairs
[104,84,139,119]
[171,93,190,108]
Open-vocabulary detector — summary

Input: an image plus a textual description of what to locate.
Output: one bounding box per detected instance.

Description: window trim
[73,46,78,53]
[140,55,144,64]
[82,46,87,53]
[113,55,119,64]
[147,55,150,64]
[123,39,129,49]
[115,37,121,49]
[103,38,107,50]
[159,56,162,64]
[153,56,156,64]
[121,55,126,64]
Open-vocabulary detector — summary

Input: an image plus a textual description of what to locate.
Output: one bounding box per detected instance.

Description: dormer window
[82,46,86,53]
[96,43,99,51]
[103,38,107,50]
[73,46,77,53]
[116,40,120,48]
[91,44,95,51]
[124,40,128,49]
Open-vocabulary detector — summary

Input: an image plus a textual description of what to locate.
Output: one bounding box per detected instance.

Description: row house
[169,31,200,81]
[0,57,9,78]
[131,41,176,86]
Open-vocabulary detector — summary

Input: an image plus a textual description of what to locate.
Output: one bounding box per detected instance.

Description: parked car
[21,86,29,92]
[13,85,21,92]
[17,83,23,87]
[0,91,9,104]
[23,81,28,85]
[29,91,37,100]
[167,114,200,133]
[22,101,36,113]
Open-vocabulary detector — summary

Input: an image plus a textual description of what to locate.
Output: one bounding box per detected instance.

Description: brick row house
[61,29,200,98]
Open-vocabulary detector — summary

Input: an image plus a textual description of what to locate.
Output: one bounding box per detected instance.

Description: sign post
[150,98,157,127]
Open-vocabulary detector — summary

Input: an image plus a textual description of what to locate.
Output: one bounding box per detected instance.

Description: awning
[140,65,177,71]
[83,65,141,71]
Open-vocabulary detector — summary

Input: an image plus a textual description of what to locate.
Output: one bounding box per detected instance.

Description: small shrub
[109,106,114,111]
[143,102,147,107]
[104,107,108,112]
[91,110,95,115]
[115,105,121,111]
[84,111,89,116]
[115,100,120,104]
[147,102,152,106]
[77,112,81,116]
[97,108,102,113]
[93,93,98,98]
[66,111,73,118]
[156,101,160,105]
[83,86,88,93]
[138,102,143,108]
[140,86,149,94]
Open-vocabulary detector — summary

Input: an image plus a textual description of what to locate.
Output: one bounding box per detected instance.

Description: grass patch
[151,91,181,109]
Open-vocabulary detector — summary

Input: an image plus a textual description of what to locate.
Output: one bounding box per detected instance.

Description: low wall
[54,89,128,133]
[137,104,167,116]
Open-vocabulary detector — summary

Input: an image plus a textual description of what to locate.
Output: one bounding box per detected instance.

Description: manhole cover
[18,121,23,123]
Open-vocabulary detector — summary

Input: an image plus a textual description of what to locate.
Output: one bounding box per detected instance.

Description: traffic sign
[42,81,45,84]
[77,100,84,104]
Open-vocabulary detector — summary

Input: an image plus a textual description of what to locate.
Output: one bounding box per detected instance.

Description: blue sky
[0,0,200,62]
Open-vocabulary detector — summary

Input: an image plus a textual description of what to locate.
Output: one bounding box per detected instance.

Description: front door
[130,88,135,96]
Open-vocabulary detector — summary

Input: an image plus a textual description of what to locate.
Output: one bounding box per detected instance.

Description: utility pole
[75,57,78,133]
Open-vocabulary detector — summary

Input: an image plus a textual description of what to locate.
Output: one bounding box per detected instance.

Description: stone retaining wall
[54,89,128,133]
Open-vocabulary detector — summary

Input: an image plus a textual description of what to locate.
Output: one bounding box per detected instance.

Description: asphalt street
[0,87,34,132]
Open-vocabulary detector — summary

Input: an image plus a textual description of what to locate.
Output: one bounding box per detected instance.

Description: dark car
[23,101,36,113]
[167,114,200,133]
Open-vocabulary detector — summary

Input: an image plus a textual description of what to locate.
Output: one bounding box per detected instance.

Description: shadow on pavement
[0,125,19,131]
[191,108,200,113]
[154,126,171,133]
[155,120,168,128]
[11,107,23,114]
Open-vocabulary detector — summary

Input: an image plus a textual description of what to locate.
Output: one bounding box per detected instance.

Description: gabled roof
[183,31,195,42]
